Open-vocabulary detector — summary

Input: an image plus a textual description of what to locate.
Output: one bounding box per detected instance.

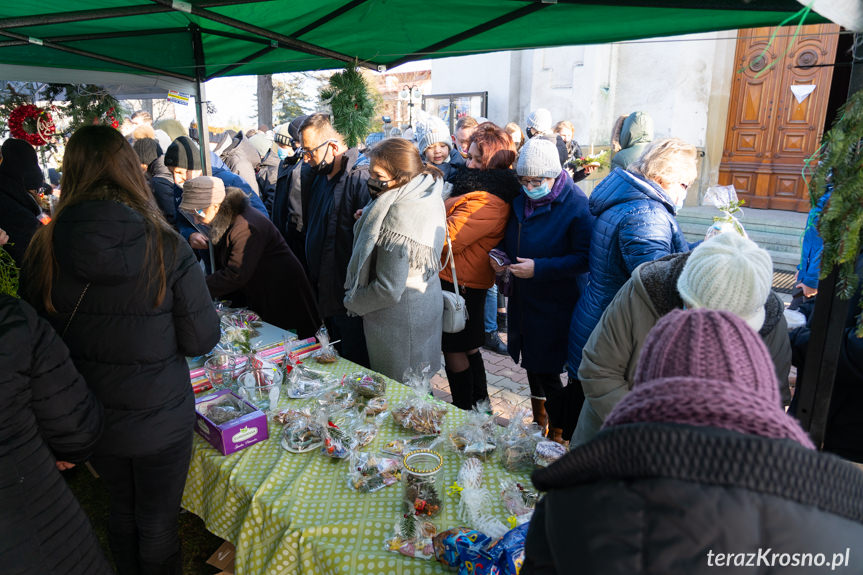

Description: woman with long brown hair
[441,122,521,410]
[22,125,220,575]
[343,138,446,380]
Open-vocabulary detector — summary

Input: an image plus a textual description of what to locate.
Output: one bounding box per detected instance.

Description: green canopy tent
[0,0,857,451]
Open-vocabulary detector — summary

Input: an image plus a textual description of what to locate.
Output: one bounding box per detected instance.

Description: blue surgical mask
[277,147,290,160]
[523,182,550,200]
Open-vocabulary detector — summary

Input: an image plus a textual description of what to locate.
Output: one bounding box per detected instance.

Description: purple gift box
[195,389,269,455]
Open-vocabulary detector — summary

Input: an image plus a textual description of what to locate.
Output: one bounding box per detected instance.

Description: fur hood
[636,251,784,337]
[447,165,521,204]
[209,187,249,245]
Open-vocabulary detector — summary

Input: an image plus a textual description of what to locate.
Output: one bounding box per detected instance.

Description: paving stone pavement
[430,333,567,425]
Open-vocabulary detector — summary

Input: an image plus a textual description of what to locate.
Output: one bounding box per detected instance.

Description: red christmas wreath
[8,104,56,146]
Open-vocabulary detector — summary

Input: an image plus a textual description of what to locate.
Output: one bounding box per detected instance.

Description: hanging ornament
[8,104,56,146]
[319,62,377,148]
[104,106,119,129]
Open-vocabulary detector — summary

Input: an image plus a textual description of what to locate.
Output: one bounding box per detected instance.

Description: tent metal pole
[0,0,264,29]
[191,24,212,177]
[0,29,194,81]
[149,0,377,69]
[190,23,216,272]
[0,28,188,48]
[795,36,863,447]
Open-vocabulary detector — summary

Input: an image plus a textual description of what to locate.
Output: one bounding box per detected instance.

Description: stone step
[679,222,802,253]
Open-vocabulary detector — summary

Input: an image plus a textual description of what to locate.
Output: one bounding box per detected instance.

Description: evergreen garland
[0,247,19,298]
[319,63,376,148]
[808,88,863,335]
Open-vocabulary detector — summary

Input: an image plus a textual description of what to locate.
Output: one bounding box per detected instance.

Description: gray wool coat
[343,176,446,380]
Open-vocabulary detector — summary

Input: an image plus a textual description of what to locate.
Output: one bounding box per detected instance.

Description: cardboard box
[194,390,269,455]
[206,540,235,574]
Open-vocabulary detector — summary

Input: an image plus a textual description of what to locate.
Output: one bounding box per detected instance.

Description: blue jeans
[484,284,498,333]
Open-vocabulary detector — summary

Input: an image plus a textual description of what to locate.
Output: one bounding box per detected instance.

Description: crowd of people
[2,103,863,574]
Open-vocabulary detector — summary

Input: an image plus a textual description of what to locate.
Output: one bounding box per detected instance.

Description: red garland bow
[8,104,56,146]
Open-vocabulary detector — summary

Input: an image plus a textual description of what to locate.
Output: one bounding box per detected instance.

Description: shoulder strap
[62,283,91,338]
[444,228,459,289]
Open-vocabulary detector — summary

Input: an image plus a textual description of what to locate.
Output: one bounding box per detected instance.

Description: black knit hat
[133,138,161,167]
[0,138,44,190]
[164,136,202,170]
[288,115,310,143]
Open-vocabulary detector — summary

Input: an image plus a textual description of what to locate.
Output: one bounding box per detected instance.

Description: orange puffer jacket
[440,167,521,289]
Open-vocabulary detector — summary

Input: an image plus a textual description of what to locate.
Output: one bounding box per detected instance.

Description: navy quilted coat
[566,168,688,377]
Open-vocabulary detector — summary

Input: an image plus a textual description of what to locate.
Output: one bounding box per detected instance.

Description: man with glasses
[299,113,371,367]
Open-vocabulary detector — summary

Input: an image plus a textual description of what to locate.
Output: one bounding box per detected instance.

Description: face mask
[523,182,550,200]
[367,178,391,197]
[311,144,332,175]
[277,147,291,160]
[675,197,685,211]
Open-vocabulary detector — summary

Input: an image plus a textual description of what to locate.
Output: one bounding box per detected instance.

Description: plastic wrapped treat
[433,528,495,572]
[449,401,498,459]
[402,449,443,518]
[329,409,379,449]
[500,480,538,522]
[314,386,357,411]
[391,365,448,434]
[205,394,257,425]
[456,457,508,539]
[534,440,567,468]
[314,325,338,364]
[382,435,442,457]
[703,184,747,239]
[344,371,387,398]
[363,396,389,417]
[499,408,543,472]
[385,513,437,560]
[348,452,401,493]
[279,410,324,453]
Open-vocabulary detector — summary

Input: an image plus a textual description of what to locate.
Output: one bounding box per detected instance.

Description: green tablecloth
[182,356,533,575]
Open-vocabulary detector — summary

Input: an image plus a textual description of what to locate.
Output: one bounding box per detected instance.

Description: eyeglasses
[680,182,690,191]
[519,178,544,188]
[300,139,334,161]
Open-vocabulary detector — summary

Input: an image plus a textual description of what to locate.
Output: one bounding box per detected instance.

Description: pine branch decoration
[0,247,19,298]
[319,63,376,148]
[808,88,863,336]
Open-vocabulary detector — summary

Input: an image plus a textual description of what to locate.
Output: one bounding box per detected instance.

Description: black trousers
[90,437,192,575]
[528,372,584,439]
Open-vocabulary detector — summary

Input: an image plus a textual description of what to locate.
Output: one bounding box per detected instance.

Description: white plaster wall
[429,52,512,126]
[612,32,728,148]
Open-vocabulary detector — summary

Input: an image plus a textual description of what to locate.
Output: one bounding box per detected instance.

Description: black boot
[483,330,507,355]
[445,367,474,410]
[497,311,508,332]
[467,351,489,407]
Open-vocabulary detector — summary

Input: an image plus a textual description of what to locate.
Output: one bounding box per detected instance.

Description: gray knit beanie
[414,116,452,154]
[516,137,562,178]
[180,176,226,211]
[247,132,274,159]
[525,108,552,134]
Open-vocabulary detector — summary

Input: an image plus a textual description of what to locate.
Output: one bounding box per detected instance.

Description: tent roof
[0,1,829,82]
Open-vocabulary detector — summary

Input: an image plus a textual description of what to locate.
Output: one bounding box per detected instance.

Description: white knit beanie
[526,108,552,134]
[516,137,562,178]
[414,116,451,154]
[676,232,773,331]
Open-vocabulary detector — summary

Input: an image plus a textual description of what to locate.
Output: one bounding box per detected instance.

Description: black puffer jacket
[256,149,280,213]
[23,193,220,457]
[0,296,111,575]
[0,171,42,265]
[524,423,863,574]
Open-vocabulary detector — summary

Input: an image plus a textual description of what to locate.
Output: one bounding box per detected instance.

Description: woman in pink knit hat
[523,308,863,575]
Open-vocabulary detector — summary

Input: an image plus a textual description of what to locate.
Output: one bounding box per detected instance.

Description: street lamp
[398,85,422,128]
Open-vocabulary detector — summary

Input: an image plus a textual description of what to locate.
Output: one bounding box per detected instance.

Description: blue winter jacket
[503,173,593,373]
[566,167,689,377]
[797,189,831,289]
